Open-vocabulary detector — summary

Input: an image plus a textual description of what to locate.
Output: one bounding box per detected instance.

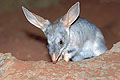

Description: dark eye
[58,40,63,45]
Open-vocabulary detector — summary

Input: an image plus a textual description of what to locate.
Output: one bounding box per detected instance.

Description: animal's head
[22,2,80,63]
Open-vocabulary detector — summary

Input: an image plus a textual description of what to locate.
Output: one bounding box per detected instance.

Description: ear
[22,6,50,32]
[61,2,80,28]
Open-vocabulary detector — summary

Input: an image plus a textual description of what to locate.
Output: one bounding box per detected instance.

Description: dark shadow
[25,30,48,45]
[23,30,51,62]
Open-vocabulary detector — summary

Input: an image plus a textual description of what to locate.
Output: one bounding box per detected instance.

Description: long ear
[61,2,80,28]
[22,6,50,32]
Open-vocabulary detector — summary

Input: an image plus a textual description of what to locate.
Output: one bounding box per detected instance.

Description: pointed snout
[52,52,58,64]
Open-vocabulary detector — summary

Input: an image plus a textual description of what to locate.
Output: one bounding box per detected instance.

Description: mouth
[52,52,58,64]
[52,52,63,64]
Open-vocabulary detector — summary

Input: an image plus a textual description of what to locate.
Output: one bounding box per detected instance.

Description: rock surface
[0,42,120,80]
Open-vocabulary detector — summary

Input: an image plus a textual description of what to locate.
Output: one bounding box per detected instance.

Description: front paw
[64,56,69,62]
[64,53,71,62]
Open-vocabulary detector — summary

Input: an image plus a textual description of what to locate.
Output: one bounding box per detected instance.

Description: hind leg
[71,55,84,61]
[93,38,107,56]
[71,51,94,61]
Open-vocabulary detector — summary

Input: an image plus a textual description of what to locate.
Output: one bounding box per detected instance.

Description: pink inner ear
[61,15,70,28]
[61,2,80,29]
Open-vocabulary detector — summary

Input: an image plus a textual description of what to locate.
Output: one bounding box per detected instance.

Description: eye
[58,40,63,45]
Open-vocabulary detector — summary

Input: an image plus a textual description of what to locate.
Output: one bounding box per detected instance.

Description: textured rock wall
[0,0,60,14]
[0,42,120,80]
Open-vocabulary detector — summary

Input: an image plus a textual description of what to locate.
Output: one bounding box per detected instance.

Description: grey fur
[22,2,107,62]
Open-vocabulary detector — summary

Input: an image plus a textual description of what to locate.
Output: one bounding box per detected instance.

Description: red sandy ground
[0,42,120,79]
[0,0,120,61]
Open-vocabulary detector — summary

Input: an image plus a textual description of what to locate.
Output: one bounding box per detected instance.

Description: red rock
[0,42,120,80]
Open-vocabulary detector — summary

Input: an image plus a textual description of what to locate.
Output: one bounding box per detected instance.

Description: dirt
[0,41,120,80]
[0,0,120,62]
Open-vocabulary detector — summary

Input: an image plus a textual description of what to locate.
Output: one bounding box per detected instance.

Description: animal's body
[61,17,106,61]
[22,2,107,63]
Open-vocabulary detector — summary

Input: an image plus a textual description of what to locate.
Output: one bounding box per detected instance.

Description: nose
[52,52,58,64]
